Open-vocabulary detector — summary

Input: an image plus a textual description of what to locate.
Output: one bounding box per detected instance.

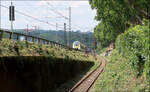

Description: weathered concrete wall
[0,56,94,92]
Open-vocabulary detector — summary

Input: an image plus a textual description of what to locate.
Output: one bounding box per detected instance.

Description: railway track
[69,58,106,92]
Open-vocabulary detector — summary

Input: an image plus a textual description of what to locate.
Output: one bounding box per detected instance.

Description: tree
[89,0,150,48]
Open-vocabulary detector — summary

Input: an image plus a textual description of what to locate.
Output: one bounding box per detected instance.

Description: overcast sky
[1,1,98,32]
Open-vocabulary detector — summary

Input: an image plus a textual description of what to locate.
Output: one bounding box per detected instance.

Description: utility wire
[45,1,91,31]
[1,3,93,32]
[45,1,69,20]
[0,4,64,29]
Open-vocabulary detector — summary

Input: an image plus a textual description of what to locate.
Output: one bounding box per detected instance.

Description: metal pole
[26,24,29,41]
[11,19,13,39]
[56,23,58,40]
[64,23,67,46]
[25,24,28,47]
[11,1,13,39]
[26,24,28,35]
[56,23,58,31]
[37,26,40,38]
[68,6,71,47]
[0,0,2,41]
[0,0,1,29]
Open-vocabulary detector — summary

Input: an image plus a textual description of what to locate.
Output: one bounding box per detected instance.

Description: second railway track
[69,58,106,92]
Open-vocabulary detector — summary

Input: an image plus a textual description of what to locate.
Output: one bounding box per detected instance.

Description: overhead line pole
[25,24,29,37]
[0,0,1,29]
[68,6,71,47]
[37,26,40,38]
[56,23,58,31]
[64,23,67,46]
[0,0,2,41]
[10,1,13,39]
[56,23,58,42]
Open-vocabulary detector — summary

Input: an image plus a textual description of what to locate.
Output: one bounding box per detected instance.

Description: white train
[72,41,81,50]
[72,41,87,50]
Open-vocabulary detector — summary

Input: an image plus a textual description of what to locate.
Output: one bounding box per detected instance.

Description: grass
[93,50,150,92]
[0,38,99,92]
[0,39,96,62]
[0,39,108,91]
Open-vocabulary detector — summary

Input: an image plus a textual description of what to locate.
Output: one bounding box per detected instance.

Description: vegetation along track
[69,57,106,92]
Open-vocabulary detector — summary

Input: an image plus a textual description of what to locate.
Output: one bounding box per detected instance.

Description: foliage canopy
[89,0,150,48]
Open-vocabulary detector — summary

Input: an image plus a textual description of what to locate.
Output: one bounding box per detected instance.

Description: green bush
[0,39,95,62]
[116,24,150,80]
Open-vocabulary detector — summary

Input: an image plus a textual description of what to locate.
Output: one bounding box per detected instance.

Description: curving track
[69,58,106,92]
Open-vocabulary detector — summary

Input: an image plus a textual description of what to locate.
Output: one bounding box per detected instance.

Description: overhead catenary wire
[45,1,69,20]
[1,3,94,32]
[45,1,93,31]
[0,4,64,29]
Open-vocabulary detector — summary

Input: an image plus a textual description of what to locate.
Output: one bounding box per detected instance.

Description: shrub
[116,24,150,80]
[0,39,95,62]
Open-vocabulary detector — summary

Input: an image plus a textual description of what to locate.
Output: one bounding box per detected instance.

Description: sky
[0,1,98,32]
